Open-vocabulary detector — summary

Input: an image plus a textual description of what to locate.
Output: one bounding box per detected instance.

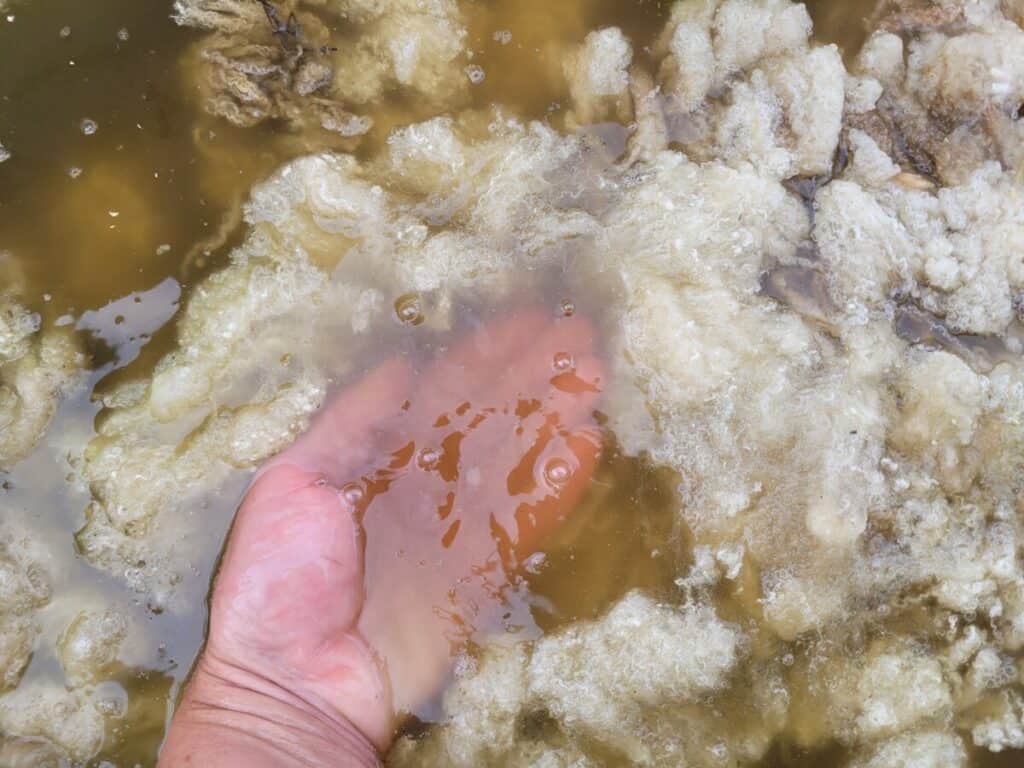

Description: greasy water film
[2,0,1024,766]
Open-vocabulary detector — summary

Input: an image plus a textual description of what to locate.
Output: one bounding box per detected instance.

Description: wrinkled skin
[162,307,604,763]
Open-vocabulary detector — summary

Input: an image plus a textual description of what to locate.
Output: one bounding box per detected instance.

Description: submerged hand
[161,307,604,766]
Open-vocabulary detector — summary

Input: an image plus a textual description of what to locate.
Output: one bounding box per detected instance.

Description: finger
[540,353,605,428]
[508,423,603,564]
[421,306,551,410]
[489,313,597,408]
[484,353,605,502]
[502,354,605,559]
[442,304,552,374]
[267,356,413,483]
[212,464,366,653]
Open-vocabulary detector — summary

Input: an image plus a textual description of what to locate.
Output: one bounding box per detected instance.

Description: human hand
[161,306,604,765]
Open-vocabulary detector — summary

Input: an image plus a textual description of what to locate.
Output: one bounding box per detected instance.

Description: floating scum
[1,0,1024,765]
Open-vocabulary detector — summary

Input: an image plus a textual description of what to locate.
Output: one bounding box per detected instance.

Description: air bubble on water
[465,65,485,84]
[553,352,574,373]
[80,118,98,136]
[543,457,572,488]
[59,25,71,38]
[5,14,14,23]
[94,682,129,718]
[68,166,83,178]
[493,30,512,45]
[341,483,365,506]
[560,298,575,317]
[117,27,130,42]
[394,293,424,326]
[523,552,547,574]
[782,652,795,666]
[417,447,441,471]
[156,243,171,255]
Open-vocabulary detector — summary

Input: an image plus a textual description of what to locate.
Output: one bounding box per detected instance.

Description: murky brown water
[2,1,1022,767]
[0,0,869,314]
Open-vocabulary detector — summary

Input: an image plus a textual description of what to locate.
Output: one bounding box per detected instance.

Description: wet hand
[181,306,605,757]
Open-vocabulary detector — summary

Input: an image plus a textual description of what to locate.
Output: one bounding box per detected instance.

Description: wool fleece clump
[2,0,1024,764]
[0,508,133,762]
[172,0,468,136]
[0,286,82,470]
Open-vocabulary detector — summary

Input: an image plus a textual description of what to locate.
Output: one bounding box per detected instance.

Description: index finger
[265,356,413,484]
